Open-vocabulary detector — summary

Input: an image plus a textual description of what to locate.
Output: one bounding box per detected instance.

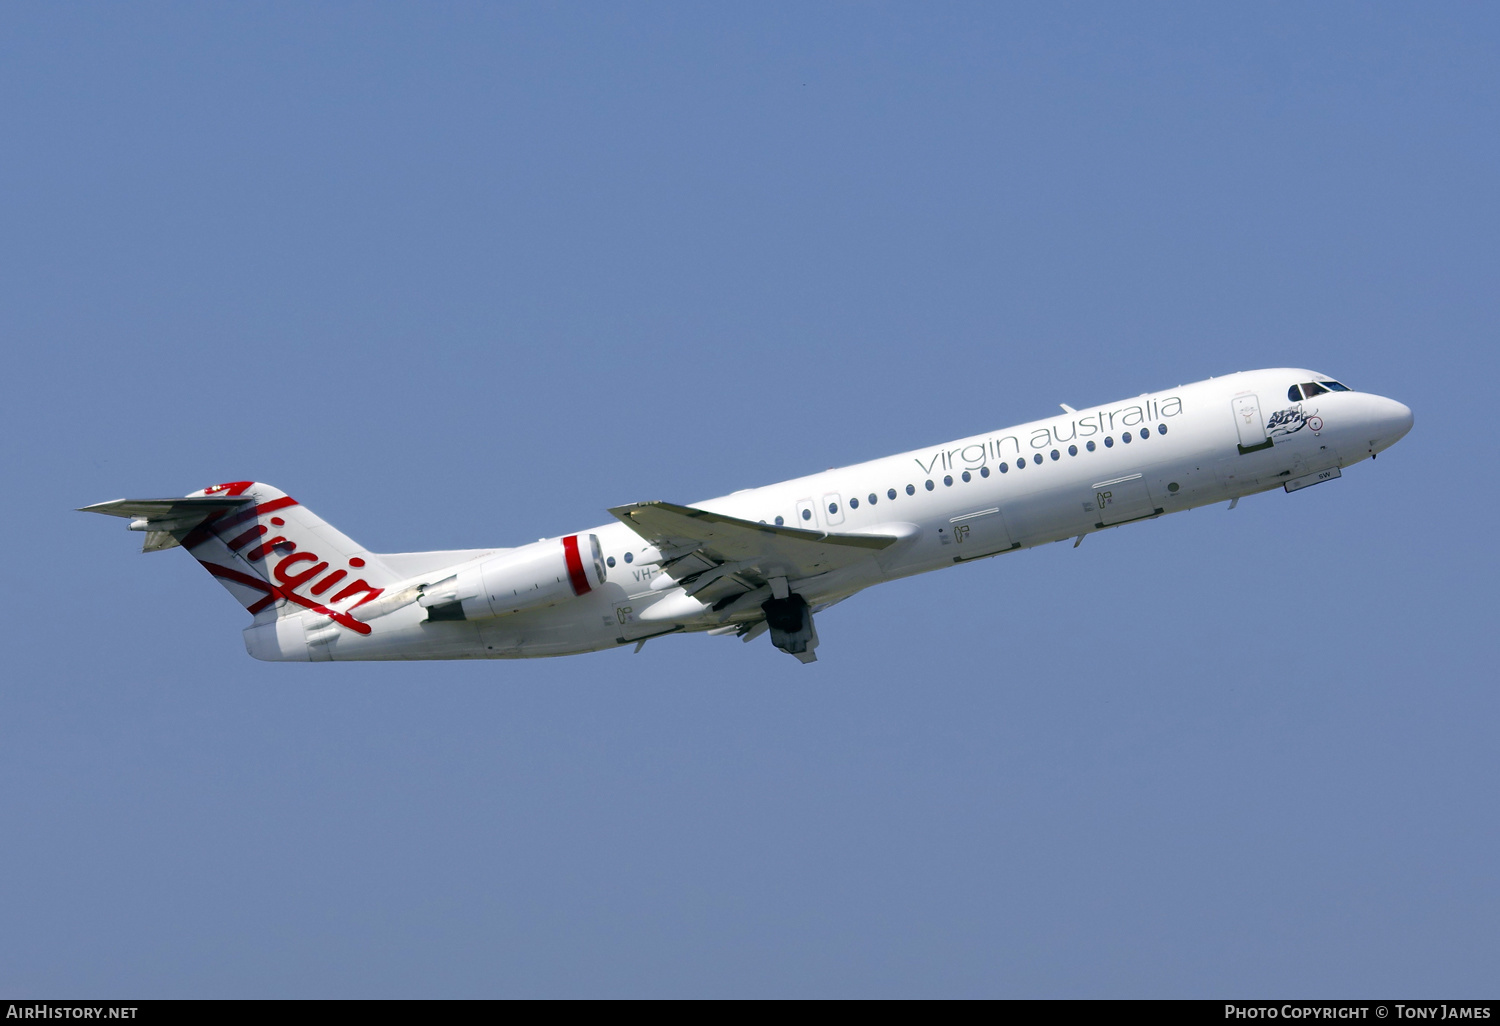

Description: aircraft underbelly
[263,591,622,661]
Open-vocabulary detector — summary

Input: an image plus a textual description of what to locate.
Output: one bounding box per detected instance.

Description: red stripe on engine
[562,535,591,596]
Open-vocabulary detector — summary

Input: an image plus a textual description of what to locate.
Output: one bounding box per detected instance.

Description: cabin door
[1232,395,1273,454]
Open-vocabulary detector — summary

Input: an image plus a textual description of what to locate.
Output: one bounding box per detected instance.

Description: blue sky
[2,3,1496,997]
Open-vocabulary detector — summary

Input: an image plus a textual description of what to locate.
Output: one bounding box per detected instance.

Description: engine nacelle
[421,534,607,622]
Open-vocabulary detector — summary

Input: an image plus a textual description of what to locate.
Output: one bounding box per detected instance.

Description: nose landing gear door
[1233,394,1274,454]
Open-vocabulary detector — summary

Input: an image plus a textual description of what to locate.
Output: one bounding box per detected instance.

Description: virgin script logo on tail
[189,482,384,634]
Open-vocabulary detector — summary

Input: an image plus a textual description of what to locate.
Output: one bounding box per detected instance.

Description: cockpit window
[1293,380,1352,401]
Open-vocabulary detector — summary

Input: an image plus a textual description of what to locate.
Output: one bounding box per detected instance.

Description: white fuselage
[243,368,1413,662]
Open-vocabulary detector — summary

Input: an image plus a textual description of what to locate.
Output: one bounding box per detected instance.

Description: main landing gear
[761,593,819,664]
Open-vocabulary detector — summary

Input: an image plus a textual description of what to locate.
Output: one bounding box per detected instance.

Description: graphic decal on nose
[1266,404,1323,439]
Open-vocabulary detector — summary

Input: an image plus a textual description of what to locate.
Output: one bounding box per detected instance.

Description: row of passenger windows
[767,423,1169,523]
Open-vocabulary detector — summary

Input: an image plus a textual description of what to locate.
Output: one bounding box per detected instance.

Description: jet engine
[420,534,607,622]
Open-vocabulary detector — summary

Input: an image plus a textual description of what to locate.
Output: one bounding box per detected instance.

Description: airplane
[81,368,1412,665]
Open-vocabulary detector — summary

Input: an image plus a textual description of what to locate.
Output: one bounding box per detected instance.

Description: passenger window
[1123,432,1132,443]
[1050,449,1060,461]
[1086,440,1096,451]
[1157,424,1167,435]
[868,493,877,505]
[906,484,916,495]
[980,466,990,478]
[1000,462,1009,473]
[1288,385,1303,402]
[801,509,812,520]
[1068,445,1077,456]
[1139,426,1149,438]
[1104,437,1114,447]
[624,552,634,563]
[775,516,784,526]
[606,556,616,568]
[849,498,859,509]
[961,471,971,483]
[888,488,897,500]
[926,480,935,491]
[943,475,953,486]
[1032,454,1042,465]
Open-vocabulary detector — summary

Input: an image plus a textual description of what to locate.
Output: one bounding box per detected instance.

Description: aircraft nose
[1382,398,1414,443]
[1368,396,1414,452]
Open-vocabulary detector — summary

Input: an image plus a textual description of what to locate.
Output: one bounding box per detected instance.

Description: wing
[608,500,900,611]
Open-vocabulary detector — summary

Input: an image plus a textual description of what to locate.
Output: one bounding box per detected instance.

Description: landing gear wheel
[761,593,819,664]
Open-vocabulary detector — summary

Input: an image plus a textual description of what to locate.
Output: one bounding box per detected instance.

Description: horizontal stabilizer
[79,496,252,520]
[79,496,253,552]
